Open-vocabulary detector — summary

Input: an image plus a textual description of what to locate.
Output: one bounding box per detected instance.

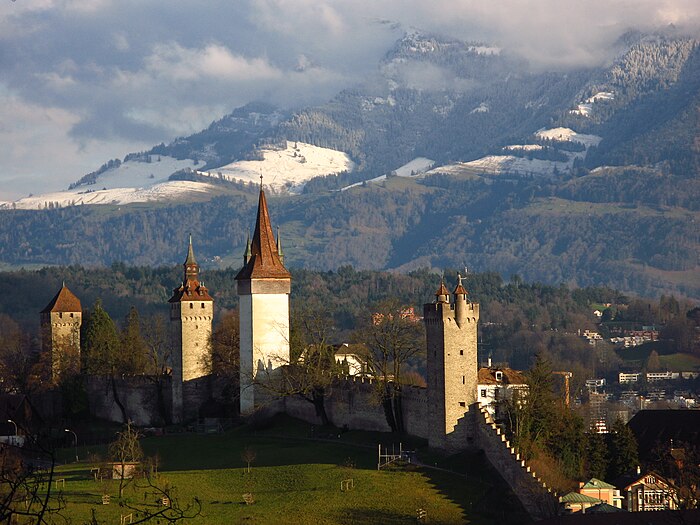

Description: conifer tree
[608,419,639,480]
[584,431,609,480]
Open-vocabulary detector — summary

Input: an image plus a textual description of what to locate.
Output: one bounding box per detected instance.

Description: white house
[477,367,528,419]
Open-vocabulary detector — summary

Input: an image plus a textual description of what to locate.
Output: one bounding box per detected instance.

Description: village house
[476,366,528,420]
[614,470,678,512]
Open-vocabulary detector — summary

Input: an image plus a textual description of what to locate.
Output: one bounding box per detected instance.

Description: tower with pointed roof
[41,284,82,382]
[424,274,479,450]
[236,185,291,415]
[169,235,214,422]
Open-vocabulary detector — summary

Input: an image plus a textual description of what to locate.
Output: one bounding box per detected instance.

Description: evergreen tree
[82,299,120,375]
[584,431,609,480]
[120,306,148,374]
[607,419,639,480]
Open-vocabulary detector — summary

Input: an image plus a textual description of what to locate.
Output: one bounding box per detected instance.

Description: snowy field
[201,141,354,194]
[341,157,434,191]
[2,142,355,209]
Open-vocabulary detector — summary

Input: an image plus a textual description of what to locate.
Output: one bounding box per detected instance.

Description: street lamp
[64,429,78,462]
[7,419,17,436]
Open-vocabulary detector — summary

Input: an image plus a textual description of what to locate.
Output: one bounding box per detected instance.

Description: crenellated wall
[473,403,558,520]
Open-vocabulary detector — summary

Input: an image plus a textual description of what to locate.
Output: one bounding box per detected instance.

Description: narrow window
[201,303,205,308]
[189,303,193,309]
[462,376,465,384]
[459,402,466,407]
[460,350,464,355]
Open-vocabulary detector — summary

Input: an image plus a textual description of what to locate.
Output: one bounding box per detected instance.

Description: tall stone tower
[40,284,82,382]
[236,185,291,415]
[169,235,214,422]
[424,275,480,450]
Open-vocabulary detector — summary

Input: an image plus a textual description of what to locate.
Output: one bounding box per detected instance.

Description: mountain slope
[0,31,698,301]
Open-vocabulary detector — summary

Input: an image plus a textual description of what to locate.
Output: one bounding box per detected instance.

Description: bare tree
[353,300,424,433]
[241,446,256,474]
[108,421,143,498]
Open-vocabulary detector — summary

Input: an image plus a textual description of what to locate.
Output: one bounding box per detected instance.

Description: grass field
[48,416,526,524]
[616,343,700,371]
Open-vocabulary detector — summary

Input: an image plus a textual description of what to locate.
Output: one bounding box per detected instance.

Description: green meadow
[47,416,527,524]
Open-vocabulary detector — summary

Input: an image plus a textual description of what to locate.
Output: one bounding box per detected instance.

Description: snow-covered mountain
[2,142,354,209]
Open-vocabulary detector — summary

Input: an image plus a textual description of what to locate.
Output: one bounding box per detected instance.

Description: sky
[0,0,698,200]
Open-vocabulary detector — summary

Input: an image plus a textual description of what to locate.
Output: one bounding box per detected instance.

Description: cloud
[0,0,699,198]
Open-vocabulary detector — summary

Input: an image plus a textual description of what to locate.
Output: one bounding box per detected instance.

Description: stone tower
[424,275,480,450]
[169,235,214,422]
[236,185,291,415]
[40,284,82,382]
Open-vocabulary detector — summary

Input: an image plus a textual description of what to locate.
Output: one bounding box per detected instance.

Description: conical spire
[185,233,197,265]
[169,235,213,303]
[244,234,252,265]
[276,226,284,265]
[235,187,290,280]
[453,273,468,296]
[435,277,450,303]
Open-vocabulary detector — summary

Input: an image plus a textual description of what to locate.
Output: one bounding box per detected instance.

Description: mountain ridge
[0,30,698,301]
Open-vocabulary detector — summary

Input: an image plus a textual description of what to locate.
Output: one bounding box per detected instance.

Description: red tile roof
[169,238,213,303]
[478,367,527,385]
[235,188,291,281]
[41,284,82,313]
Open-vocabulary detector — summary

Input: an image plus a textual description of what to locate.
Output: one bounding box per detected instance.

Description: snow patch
[5,181,218,210]
[202,141,354,194]
[503,144,544,152]
[467,46,501,55]
[340,157,434,191]
[471,102,489,114]
[535,127,602,148]
[569,91,614,117]
[426,155,571,178]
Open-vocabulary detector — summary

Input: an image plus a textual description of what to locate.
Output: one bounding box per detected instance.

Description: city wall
[283,376,429,439]
[85,376,173,427]
[473,404,558,520]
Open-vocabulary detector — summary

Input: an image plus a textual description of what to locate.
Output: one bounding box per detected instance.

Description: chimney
[487,356,492,368]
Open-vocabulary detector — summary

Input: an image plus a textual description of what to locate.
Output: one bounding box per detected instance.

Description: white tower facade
[236,187,291,415]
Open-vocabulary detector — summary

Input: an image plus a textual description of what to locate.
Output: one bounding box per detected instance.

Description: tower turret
[236,185,291,415]
[453,273,469,327]
[41,284,82,382]
[424,275,480,450]
[169,235,214,422]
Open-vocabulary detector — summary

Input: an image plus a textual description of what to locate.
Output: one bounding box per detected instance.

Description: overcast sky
[0,0,698,200]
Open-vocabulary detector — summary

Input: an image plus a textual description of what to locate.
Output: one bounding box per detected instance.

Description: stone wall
[283,376,429,439]
[473,404,558,520]
[86,376,172,427]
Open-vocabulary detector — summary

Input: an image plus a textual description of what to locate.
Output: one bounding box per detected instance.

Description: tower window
[462,376,465,384]
[201,303,205,308]
[59,312,63,319]
[70,313,74,318]
[459,402,466,407]
[189,303,193,309]
[460,350,464,355]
